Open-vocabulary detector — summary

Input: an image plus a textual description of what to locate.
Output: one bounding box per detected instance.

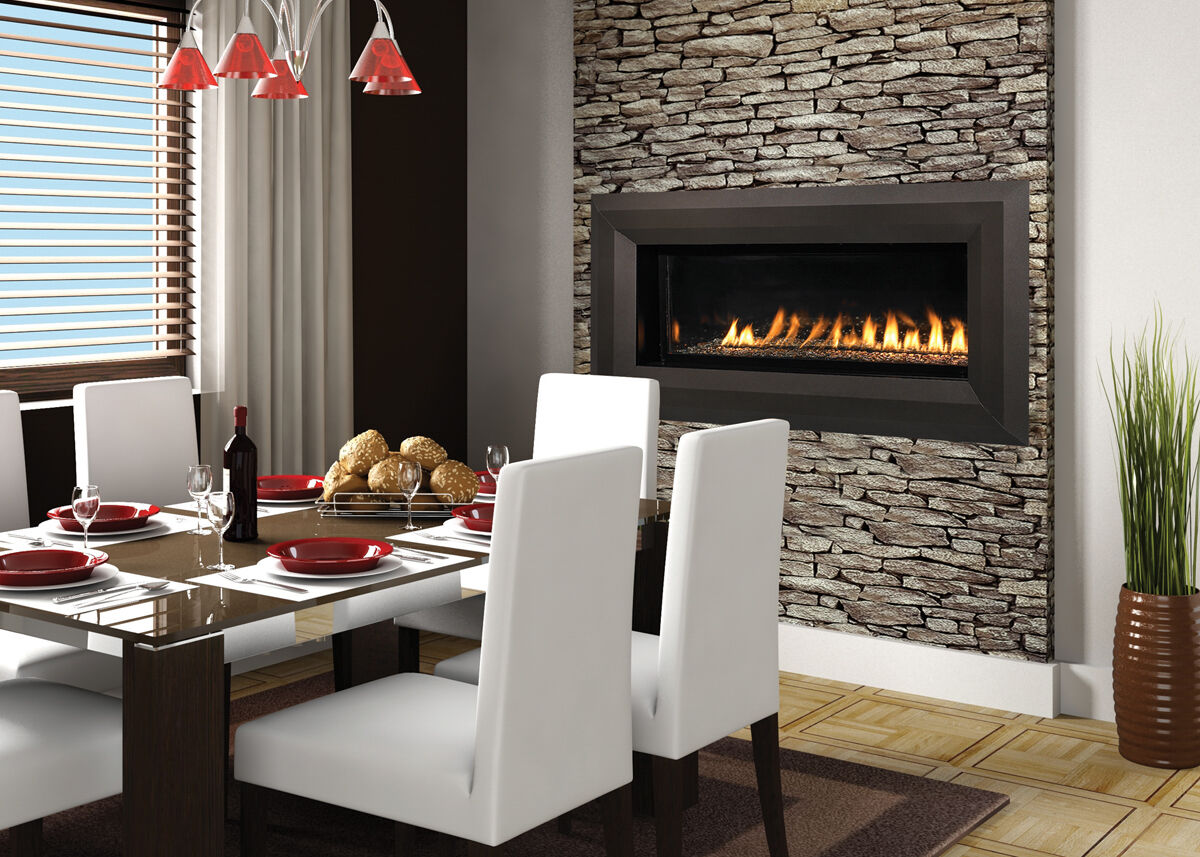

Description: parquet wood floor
[234,620,1200,857]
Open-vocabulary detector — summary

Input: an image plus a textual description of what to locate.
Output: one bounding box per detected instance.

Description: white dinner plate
[256,554,406,581]
[0,562,119,592]
[39,518,171,540]
[445,518,492,541]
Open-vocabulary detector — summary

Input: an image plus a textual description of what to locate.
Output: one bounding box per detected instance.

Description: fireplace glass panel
[636,243,969,379]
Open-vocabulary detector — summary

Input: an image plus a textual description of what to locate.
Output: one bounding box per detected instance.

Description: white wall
[466,0,574,466]
[1054,0,1200,719]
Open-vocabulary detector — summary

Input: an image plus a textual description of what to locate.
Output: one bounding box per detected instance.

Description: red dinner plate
[47,503,160,533]
[452,503,494,533]
[0,549,109,587]
[266,538,393,574]
[475,470,496,495]
[257,475,324,501]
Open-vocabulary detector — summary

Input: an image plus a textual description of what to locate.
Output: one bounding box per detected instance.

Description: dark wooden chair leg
[398,626,420,674]
[651,755,685,857]
[751,713,789,857]
[240,782,269,857]
[8,818,42,857]
[600,783,634,857]
[224,663,232,786]
[466,841,503,856]
[556,812,572,835]
[395,821,417,856]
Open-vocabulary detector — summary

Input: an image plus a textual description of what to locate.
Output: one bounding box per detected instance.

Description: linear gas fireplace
[591,182,1030,444]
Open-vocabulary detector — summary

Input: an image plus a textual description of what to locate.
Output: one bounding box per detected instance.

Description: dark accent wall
[350,1,468,461]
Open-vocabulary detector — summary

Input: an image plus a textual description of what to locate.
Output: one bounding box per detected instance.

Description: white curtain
[196,0,354,477]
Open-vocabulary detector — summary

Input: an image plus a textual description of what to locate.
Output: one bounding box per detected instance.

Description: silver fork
[420,533,489,547]
[218,571,308,594]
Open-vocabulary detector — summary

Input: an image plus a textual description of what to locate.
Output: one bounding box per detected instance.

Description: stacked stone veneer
[574,0,1053,661]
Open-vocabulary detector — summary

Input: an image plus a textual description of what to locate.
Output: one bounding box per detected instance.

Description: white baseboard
[778,623,1060,718]
[1057,662,1115,722]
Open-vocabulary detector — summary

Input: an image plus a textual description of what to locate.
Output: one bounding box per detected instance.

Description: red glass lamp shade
[213,16,276,79]
[349,20,412,83]
[252,56,309,100]
[159,30,217,90]
[363,75,420,95]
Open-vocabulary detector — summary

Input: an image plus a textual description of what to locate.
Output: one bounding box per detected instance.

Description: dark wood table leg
[123,634,224,857]
[8,818,42,857]
[332,619,402,690]
[398,625,421,673]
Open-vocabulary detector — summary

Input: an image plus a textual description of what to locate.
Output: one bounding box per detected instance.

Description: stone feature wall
[573,0,1053,661]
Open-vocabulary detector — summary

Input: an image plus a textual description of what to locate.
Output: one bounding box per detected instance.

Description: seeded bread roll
[337,492,377,512]
[339,429,389,476]
[399,436,447,470]
[430,460,478,504]
[368,456,402,494]
[322,460,347,502]
[325,470,369,501]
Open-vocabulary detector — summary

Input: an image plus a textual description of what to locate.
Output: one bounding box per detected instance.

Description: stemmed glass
[206,491,236,571]
[71,484,101,553]
[485,444,509,487]
[186,465,212,535]
[397,460,423,531]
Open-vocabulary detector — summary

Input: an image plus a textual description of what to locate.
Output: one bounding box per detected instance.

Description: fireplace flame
[707,306,967,357]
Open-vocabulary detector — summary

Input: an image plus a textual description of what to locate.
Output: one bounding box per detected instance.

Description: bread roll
[322,460,347,502]
[368,456,402,494]
[325,470,369,501]
[339,429,389,476]
[430,460,479,504]
[399,436,447,470]
[337,492,377,512]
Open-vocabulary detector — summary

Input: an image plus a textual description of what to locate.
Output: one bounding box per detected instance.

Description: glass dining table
[0,499,670,857]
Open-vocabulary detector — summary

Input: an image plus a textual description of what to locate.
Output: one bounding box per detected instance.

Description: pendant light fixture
[160,0,420,98]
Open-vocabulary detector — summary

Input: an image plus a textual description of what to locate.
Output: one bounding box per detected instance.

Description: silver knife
[54,582,138,604]
[392,552,433,564]
[390,546,451,559]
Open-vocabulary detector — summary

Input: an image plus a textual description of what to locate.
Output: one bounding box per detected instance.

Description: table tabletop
[0,498,670,649]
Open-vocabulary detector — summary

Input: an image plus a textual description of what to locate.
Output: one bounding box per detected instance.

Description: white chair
[1,390,125,694]
[74,375,197,506]
[435,419,791,857]
[391,373,660,659]
[0,678,123,855]
[236,446,644,856]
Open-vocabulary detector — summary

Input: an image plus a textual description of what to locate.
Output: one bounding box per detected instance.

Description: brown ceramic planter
[1113,585,1200,768]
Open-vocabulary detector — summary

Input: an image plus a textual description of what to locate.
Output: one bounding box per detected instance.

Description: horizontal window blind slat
[1,285,190,297]
[0,13,175,45]
[0,64,161,88]
[0,346,192,369]
[0,28,173,58]
[2,116,190,138]
[0,169,188,185]
[1,255,191,266]
[0,237,191,247]
[0,47,158,72]
[0,203,192,215]
[0,222,189,231]
[0,151,186,169]
[0,82,185,107]
[0,300,192,316]
[0,135,192,155]
[0,270,192,282]
[2,314,193,334]
[0,331,192,352]
[0,188,193,199]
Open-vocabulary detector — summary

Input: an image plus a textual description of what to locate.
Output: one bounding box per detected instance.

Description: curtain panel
[196,0,354,476]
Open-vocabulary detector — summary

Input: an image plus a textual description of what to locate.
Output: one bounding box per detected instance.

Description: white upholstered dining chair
[74,375,197,506]
[0,390,28,532]
[0,678,123,856]
[236,446,644,856]
[390,372,661,658]
[435,419,792,857]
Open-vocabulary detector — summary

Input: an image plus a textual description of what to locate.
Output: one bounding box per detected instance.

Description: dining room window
[0,0,194,400]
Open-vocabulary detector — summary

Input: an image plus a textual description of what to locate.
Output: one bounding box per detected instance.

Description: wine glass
[206,491,236,571]
[71,485,101,553]
[186,465,212,535]
[485,444,509,486]
[397,460,423,531]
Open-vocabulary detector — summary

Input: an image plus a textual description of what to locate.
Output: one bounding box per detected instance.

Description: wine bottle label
[223,468,231,492]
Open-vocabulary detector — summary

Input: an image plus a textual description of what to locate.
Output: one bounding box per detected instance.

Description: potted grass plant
[1105,309,1200,768]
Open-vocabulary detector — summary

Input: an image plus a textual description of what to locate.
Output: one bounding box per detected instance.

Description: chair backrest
[471,446,642,843]
[655,419,789,759]
[73,376,197,506]
[0,390,30,530]
[531,373,660,499]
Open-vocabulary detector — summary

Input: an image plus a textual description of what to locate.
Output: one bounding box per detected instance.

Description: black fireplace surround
[590,182,1030,444]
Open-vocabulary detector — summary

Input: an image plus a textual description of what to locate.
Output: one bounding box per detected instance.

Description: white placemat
[188,552,465,602]
[389,523,492,554]
[166,501,310,520]
[0,565,195,615]
[2,511,199,548]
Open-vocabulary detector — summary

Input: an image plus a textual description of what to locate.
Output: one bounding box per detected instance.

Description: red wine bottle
[223,405,258,542]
